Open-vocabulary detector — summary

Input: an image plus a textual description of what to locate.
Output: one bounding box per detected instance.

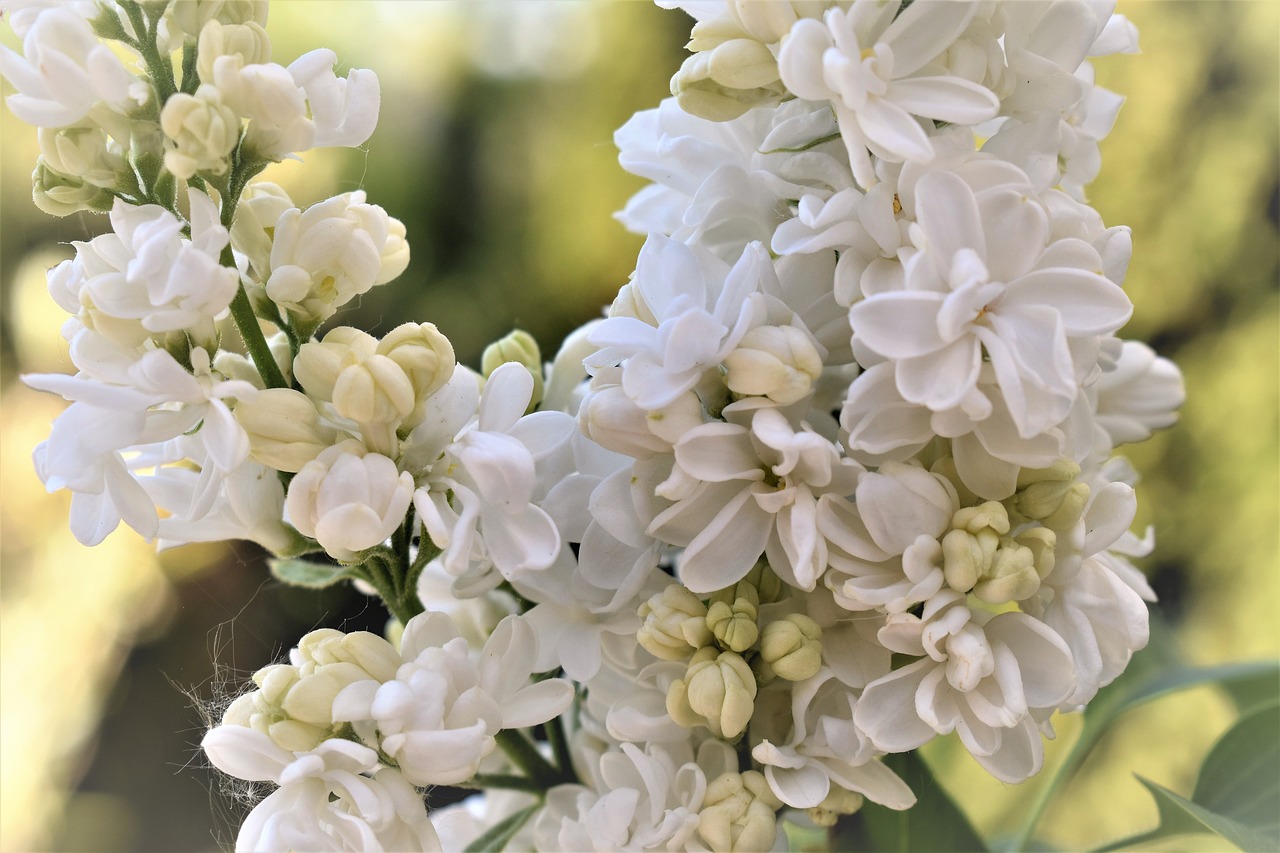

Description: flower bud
[638,584,712,661]
[706,585,759,653]
[805,785,863,828]
[951,501,1012,536]
[1015,478,1090,531]
[293,627,400,683]
[32,160,114,216]
[482,330,543,412]
[759,613,823,682]
[671,50,788,122]
[285,440,415,562]
[196,20,272,83]
[377,322,457,428]
[940,527,998,593]
[972,541,1039,604]
[723,324,823,405]
[171,0,269,38]
[37,125,126,188]
[293,326,373,402]
[667,647,757,739]
[222,672,334,752]
[161,85,241,179]
[698,770,782,852]
[235,387,337,472]
[728,0,803,43]
[1015,527,1057,580]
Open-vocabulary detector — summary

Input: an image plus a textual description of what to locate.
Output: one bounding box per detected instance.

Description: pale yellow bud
[672,52,787,122]
[638,584,712,661]
[759,613,823,682]
[481,330,543,412]
[37,125,126,188]
[941,526,998,593]
[673,647,757,739]
[375,321,457,428]
[1015,459,1081,489]
[295,628,400,683]
[698,770,782,852]
[738,559,785,604]
[171,0,269,38]
[723,325,824,404]
[161,85,240,179]
[235,387,336,472]
[377,216,410,285]
[294,327,376,402]
[972,542,1040,604]
[1015,527,1057,580]
[706,590,759,653]
[805,785,863,828]
[728,1,800,43]
[196,20,271,83]
[32,160,114,216]
[951,501,1011,536]
[1017,479,1090,530]
[686,15,749,52]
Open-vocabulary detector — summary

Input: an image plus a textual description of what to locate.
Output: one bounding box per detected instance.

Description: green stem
[215,151,285,390]
[544,710,574,778]
[495,729,564,789]
[180,38,200,94]
[468,774,548,795]
[120,1,177,103]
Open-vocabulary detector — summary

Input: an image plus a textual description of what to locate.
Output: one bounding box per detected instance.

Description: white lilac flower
[285,439,415,562]
[855,592,1076,783]
[1022,479,1154,708]
[30,401,156,545]
[144,458,296,554]
[332,611,573,787]
[615,97,853,262]
[840,361,1067,501]
[647,405,863,594]
[49,192,240,349]
[409,364,568,588]
[818,461,957,613]
[848,169,1133,442]
[1092,340,1185,449]
[777,1,999,188]
[0,7,137,127]
[262,191,409,332]
[535,739,737,853]
[200,731,440,852]
[287,48,381,148]
[751,669,915,811]
[587,235,769,411]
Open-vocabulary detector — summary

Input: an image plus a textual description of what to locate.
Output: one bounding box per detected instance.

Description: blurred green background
[0,2,1276,850]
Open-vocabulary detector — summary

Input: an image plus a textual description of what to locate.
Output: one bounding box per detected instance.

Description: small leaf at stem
[269,557,361,590]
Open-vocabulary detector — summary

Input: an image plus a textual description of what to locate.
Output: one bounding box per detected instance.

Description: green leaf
[462,802,539,853]
[1008,656,1280,851]
[1192,702,1280,845]
[1093,702,1280,852]
[831,751,987,852]
[268,557,361,589]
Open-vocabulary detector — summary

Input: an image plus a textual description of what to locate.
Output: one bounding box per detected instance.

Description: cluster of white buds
[8,1,1186,851]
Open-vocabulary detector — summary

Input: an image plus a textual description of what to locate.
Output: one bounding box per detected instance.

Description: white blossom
[332,611,573,787]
